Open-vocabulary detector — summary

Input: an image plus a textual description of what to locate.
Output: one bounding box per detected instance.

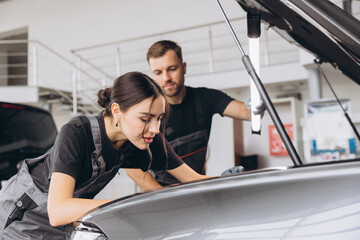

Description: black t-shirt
[153,86,234,185]
[165,86,234,142]
[30,113,183,193]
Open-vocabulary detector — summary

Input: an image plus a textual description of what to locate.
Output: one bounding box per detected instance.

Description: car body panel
[74,160,360,239]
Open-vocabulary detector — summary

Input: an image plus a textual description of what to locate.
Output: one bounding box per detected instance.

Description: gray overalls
[0,116,115,239]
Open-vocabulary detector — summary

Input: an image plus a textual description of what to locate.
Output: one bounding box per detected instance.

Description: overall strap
[88,116,102,157]
[87,116,106,173]
[72,116,108,198]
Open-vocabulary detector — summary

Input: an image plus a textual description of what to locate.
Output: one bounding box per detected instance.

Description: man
[126,40,262,191]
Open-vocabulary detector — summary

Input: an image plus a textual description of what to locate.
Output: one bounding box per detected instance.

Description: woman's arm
[125,168,162,191]
[47,172,113,227]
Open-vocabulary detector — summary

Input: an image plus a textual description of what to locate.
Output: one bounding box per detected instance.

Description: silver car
[71,1,360,239]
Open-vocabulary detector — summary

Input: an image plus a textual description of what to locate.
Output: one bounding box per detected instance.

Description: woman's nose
[149,120,160,134]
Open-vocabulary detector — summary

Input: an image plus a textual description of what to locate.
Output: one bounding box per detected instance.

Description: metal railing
[70,17,300,81]
[0,39,103,115]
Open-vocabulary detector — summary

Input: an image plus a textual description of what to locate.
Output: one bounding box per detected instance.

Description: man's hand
[221,166,245,176]
[245,96,266,116]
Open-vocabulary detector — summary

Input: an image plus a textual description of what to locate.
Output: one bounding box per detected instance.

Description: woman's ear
[111,103,121,120]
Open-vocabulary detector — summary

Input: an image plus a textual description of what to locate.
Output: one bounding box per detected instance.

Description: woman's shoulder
[67,115,90,126]
[62,115,92,128]
[58,116,92,137]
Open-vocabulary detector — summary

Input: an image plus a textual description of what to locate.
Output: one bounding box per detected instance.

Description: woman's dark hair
[97,71,169,170]
[98,71,165,115]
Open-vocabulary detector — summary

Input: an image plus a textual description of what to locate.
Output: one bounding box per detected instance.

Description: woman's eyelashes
[140,117,162,123]
[141,118,150,123]
[141,113,164,123]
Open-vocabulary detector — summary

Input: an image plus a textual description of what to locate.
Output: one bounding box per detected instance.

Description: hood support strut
[216,0,303,166]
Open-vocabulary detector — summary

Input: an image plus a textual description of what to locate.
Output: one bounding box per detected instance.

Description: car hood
[74,161,360,239]
[236,0,360,84]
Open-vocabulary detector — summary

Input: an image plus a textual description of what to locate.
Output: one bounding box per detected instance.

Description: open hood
[236,0,360,84]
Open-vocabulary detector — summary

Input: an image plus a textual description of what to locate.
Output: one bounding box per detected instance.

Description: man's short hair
[147,40,183,63]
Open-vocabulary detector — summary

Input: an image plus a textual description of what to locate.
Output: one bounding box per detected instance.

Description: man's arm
[125,168,162,191]
[167,163,211,183]
[126,164,211,192]
[222,99,251,121]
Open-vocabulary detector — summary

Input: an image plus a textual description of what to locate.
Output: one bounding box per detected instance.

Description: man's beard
[164,83,181,97]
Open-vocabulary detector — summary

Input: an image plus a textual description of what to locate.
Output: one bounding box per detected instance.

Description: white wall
[0,0,244,59]
[206,115,235,176]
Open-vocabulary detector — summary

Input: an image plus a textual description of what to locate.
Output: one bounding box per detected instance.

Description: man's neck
[167,86,187,105]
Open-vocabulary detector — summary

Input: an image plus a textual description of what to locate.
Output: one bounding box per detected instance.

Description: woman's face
[119,96,166,150]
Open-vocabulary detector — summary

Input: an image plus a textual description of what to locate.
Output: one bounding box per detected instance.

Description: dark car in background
[69,0,360,239]
[0,102,57,187]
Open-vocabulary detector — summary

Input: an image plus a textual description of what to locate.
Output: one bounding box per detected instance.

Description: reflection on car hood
[236,0,360,84]
[75,160,360,239]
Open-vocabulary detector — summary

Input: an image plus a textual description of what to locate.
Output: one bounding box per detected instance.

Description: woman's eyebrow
[139,112,155,117]
[139,112,165,117]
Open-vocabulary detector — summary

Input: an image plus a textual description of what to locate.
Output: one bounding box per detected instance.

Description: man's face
[148,50,186,98]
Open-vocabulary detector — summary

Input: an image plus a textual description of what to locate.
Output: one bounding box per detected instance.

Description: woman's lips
[143,137,153,144]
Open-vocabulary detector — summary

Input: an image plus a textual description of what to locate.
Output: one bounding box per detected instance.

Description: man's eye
[153,71,161,76]
[141,118,149,122]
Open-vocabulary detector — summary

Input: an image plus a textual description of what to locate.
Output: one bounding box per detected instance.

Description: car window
[0,103,57,180]
[0,103,57,153]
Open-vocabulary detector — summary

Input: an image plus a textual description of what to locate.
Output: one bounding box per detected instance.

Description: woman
[0,72,209,239]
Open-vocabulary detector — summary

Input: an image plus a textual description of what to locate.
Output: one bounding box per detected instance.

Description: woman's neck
[103,115,127,149]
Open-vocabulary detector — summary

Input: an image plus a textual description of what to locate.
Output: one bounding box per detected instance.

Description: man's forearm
[125,168,162,191]
[223,100,251,121]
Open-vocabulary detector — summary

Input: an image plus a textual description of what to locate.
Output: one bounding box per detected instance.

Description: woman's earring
[115,121,119,127]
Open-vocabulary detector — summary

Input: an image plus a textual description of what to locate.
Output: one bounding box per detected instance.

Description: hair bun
[97,87,112,108]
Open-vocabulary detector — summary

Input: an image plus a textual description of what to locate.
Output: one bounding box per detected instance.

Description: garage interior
[0,0,359,199]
